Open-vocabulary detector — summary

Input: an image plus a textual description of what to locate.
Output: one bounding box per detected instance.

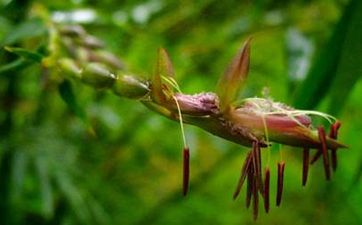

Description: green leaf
[35,155,54,218]
[216,38,251,111]
[327,0,362,115]
[4,46,44,63]
[0,58,33,75]
[0,18,46,46]
[55,171,91,224]
[58,80,87,121]
[293,0,360,110]
[151,48,174,103]
[157,48,174,78]
[10,151,28,201]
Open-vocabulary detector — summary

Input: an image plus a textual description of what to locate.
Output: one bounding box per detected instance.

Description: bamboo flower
[55,29,347,220]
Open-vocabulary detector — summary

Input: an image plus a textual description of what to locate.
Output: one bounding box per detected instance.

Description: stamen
[310,150,322,164]
[302,148,310,186]
[318,126,331,180]
[252,168,259,220]
[276,161,285,207]
[173,95,191,195]
[233,152,253,200]
[311,121,342,167]
[263,167,270,213]
[329,121,341,171]
[257,143,263,194]
[183,147,190,196]
[252,141,260,191]
[329,121,341,138]
[246,166,253,209]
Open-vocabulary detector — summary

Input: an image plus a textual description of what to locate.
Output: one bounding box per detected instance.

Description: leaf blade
[216,38,251,111]
[5,46,44,63]
[151,48,175,103]
[293,0,360,110]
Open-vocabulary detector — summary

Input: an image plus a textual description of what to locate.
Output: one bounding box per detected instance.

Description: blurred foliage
[0,0,361,225]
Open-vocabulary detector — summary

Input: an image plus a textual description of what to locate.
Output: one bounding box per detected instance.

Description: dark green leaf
[293,0,359,109]
[327,0,362,115]
[0,58,33,75]
[58,79,87,121]
[4,46,44,63]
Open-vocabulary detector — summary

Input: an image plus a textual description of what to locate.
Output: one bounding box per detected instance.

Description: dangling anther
[257,143,263,194]
[329,121,341,171]
[318,126,331,180]
[310,150,322,164]
[276,161,285,207]
[246,166,253,209]
[233,152,253,200]
[173,95,191,196]
[183,147,190,196]
[302,148,310,186]
[252,141,261,192]
[252,166,259,220]
[263,167,270,213]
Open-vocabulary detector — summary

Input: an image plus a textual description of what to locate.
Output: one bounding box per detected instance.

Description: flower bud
[112,73,149,99]
[58,58,81,79]
[81,63,116,88]
[88,50,125,70]
[59,25,86,37]
[76,35,104,49]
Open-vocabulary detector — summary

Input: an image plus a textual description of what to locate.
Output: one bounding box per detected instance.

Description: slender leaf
[4,46,44,63]
[55,171,91,224]
[35,155,54,218]
[0,58,33,75]
[58,80,86,120]
[10,151,27,202]
[327,0,362,115]
[293,0,359,109]
[151,48,174,103]
[157,48,174,78]
[0,18,46,46]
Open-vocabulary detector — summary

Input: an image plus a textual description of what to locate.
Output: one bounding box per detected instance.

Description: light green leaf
[0,58,33,75]
[1,18,46,45]
[35,155,54,218]
[151,48,174,103]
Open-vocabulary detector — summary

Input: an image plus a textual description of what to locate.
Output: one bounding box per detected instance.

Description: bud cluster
[56,25,149,99]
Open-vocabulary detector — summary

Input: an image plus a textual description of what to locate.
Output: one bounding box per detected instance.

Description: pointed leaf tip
[5,46,44,63]
[157,48,174,78]
[217,37,252,111]
[151,48,175,103]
